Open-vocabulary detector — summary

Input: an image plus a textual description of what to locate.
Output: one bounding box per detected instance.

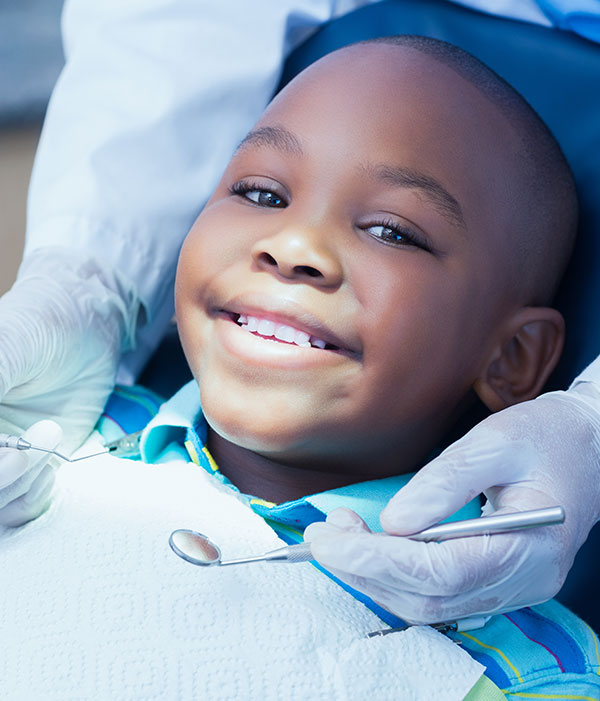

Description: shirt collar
[139,379,203,462]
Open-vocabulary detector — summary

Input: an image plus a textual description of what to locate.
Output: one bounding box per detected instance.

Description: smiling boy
[175,36,574,502]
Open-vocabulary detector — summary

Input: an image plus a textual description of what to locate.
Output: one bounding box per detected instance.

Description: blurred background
[0,0,65,295]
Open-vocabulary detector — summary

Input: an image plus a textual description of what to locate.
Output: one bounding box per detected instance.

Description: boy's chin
[205,411,311,456]
[199,382,333,456]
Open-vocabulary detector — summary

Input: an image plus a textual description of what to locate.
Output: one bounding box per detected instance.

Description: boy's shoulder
[457,599,600,697]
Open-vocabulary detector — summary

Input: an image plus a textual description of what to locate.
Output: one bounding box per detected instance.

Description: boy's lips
[213,296,361,358]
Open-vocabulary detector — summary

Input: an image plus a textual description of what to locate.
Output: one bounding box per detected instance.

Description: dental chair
[277,0,600,629]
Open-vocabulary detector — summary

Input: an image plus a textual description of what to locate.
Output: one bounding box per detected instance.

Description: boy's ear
[473,307,565,412]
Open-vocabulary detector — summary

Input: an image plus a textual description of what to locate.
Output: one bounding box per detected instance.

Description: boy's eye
[247,190,284,207]
[231,180,287,208]
[364,219,430,252]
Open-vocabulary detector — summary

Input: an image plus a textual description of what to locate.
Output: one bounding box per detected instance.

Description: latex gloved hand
[0,247,138,525]
[0,420,63,527]
[305,382,600,624]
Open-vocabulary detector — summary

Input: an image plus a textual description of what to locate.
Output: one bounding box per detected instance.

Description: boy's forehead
[252,43,517,180]
[244,44,520,244]
[263,44,495,131]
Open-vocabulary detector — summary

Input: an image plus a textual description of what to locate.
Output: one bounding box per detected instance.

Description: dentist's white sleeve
[572,354,600,386]
[26,0,377,380]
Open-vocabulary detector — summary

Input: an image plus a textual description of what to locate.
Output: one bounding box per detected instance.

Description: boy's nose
[251,228,343,287]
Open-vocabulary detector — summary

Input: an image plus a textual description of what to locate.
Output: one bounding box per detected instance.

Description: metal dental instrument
[367,616,490,638]
[169,530,313,567]
[0,433,109,463]
[168,505,565,568]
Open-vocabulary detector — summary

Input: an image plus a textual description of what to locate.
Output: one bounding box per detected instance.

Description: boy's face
[176,45,524,478]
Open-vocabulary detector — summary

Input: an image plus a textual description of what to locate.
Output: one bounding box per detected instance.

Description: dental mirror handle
[219,541,314,566]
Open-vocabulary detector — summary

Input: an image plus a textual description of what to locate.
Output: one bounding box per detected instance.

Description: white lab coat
[25,0,597,384]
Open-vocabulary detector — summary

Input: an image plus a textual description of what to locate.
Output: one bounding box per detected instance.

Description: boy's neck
[204,393,486,504]
[206,429,378,503]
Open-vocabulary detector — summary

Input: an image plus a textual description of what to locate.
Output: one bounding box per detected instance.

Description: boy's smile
[215,294,362,367]
[175,43,542,500]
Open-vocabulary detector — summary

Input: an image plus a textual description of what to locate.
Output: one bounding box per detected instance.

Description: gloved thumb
[0,420,63,526]
[326,507,372,532]
[305,508,371,543]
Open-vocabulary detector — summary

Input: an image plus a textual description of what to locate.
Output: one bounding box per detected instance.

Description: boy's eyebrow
[236,127,466,231]
[236,126,304,156]
[371,165,466,230]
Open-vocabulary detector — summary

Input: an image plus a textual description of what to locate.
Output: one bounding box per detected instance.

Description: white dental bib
[0,442,483,700]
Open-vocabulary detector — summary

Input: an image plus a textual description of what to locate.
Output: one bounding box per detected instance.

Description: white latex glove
[0,246,137,451]
[305,381,600,624]
[0,420,63,527]
[0,246,138,526]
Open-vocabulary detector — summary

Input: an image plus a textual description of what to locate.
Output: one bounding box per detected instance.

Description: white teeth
[237,314,330,349]
[257,319,276,336]
[275,324,296,343]
[294,330,310,346]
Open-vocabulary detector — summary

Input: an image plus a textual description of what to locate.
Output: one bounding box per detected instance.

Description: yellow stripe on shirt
[202,446,219,472]
[460,631,524,684]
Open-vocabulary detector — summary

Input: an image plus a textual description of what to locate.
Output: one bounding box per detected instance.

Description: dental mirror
[169,507,565,569]
[169,529,314,567]
[169,529,222,566]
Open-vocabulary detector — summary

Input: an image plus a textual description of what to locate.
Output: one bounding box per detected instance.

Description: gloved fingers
[0,420,62,509]
[0,463,55,527]
[324,507,372,532]
[0,451,50,509]
[316,564,450,624]
[321,563,514,624]
[307,525,555,599]
[0,449,29,489]
[0,249,129,452]
[482,485,562,514]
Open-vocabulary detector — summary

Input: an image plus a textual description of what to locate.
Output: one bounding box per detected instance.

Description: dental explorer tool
[168,505,565,568]
[0,433,110,463]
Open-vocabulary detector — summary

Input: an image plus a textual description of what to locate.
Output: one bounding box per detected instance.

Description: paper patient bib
[0,448,483,699]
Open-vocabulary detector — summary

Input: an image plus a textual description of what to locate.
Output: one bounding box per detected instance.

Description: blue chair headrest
[280,0,600,390]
